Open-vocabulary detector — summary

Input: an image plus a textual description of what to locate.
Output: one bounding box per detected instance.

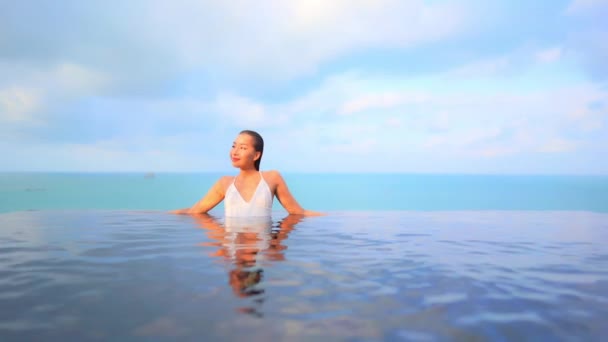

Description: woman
[171,130,322,216]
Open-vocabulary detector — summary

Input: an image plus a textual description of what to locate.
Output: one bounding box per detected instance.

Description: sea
[1,172,607,213]
[1,172,607,341]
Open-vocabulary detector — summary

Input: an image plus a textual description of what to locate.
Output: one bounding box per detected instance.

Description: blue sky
[1,0,607,173]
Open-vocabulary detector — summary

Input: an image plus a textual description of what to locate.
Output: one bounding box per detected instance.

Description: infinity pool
[1,210,607,341]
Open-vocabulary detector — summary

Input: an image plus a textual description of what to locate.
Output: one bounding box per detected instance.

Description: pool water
[1,210,607,341]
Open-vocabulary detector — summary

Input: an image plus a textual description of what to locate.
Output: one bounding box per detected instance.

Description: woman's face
[230,134,259,169]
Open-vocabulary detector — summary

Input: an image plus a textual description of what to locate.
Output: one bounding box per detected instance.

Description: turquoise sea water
[1,173,607,213]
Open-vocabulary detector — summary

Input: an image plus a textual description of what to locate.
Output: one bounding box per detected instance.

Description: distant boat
[144,172,156,179]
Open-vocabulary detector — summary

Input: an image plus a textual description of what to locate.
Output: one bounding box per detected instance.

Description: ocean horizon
[1,172,607,214]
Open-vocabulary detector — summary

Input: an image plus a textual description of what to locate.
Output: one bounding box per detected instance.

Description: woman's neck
[238,168,259,179]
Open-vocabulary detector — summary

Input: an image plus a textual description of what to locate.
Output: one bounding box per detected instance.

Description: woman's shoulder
[262,170,286,186]
[216,175,235,190]
[262,170,282,179]
[218,175,235,182]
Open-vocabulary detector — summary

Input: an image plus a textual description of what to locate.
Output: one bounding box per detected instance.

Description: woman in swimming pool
[171,130,322,217]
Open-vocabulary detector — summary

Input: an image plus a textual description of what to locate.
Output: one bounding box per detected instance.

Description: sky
[1,0,607,174]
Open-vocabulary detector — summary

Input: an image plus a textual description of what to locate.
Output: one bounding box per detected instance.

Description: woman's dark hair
[240,130,264,171]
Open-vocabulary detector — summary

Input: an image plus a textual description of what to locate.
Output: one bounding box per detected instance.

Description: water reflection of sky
[1,210,607,340]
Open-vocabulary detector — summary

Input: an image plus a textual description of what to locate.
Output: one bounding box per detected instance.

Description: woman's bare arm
[272,171,324,216]
[171,177,227,215]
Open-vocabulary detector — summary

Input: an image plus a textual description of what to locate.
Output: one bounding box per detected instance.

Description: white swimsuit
[223,216,273,264]
[224,172,273,217]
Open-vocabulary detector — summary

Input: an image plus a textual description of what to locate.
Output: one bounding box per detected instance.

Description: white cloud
[566,29,608,82]
[447,56,511,78]
[50,63,110,94]
[4,61,606,173]
[0,86,41,124]
[385,117,402,127]
[536,47,562,64]
[567,102,606,132]
[325,138,377,154]
[2,66,606,173]
[564,0,608,82]
[1,0,470,84]
[186,0,466,79]
[338,91,429,115]
[264,69,608,169]
[0,133,226,172]
[427,111,451,133]
[537,138,579,153]
[476,146,518,158]
[446,45,567,79]
[214,93,269,127]
[0,62,110,129]
[1,0,607,174]
[566,0,608,14]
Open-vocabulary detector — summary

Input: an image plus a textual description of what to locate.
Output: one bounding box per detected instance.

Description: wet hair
[240,130,264,171]
[229,269,264,297]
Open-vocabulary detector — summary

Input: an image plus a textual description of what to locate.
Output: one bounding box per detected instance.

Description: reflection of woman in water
[193,213,302,304]
[171,130,322,216]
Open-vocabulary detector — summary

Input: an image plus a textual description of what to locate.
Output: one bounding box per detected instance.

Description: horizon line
[1,171,607,177]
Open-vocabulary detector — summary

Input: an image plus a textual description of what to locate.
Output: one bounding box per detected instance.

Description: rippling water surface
[1,210,607,341]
